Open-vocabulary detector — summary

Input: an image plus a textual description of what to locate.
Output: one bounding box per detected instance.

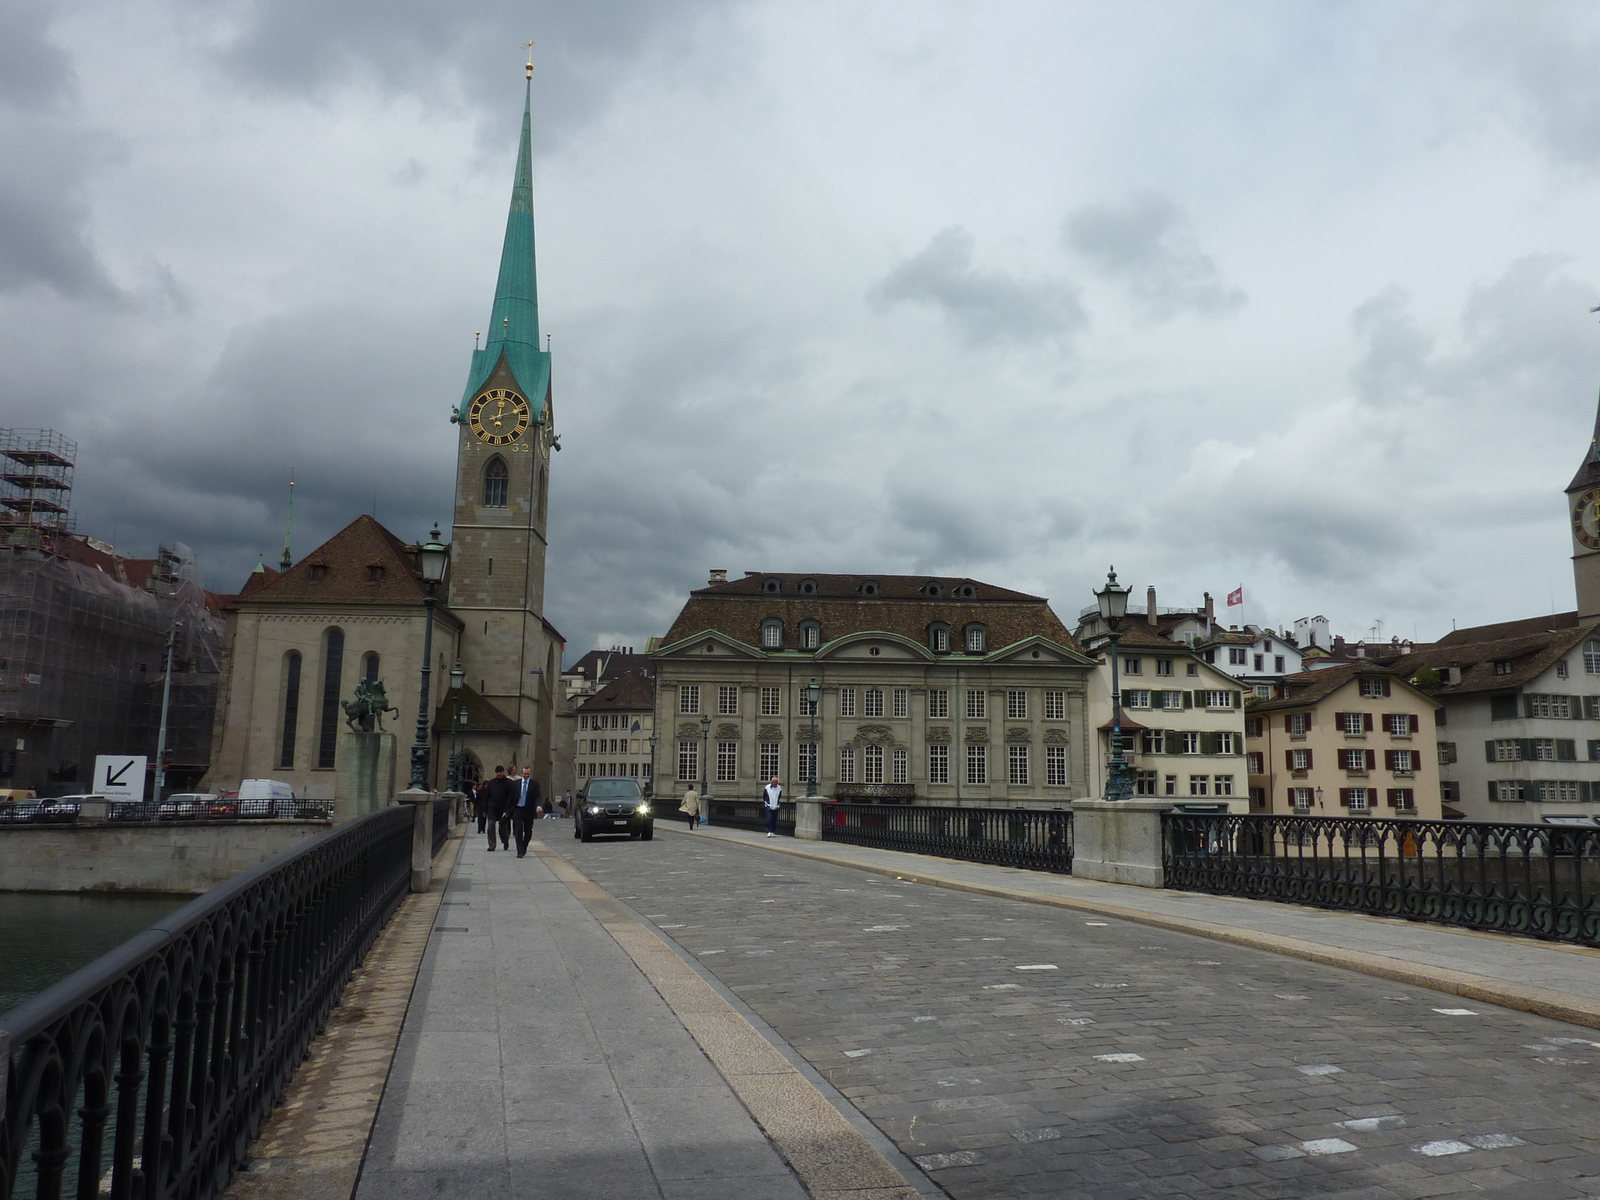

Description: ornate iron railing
[832,784,916,804]
[705,799,795,835]
[823,804,1073,874]
[1,804,413,1200]
[1163,812,1600,946]
[0,799,334,826]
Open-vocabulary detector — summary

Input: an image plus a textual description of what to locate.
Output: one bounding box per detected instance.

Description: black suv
[574,778,654,842]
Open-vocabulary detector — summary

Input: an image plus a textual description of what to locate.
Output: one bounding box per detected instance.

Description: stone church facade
[207,73,561,805]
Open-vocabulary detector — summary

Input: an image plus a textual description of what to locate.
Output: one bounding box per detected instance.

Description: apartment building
[1245,662,1443,818]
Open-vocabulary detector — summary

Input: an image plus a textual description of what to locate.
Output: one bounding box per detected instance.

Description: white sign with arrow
[94,755,147,801]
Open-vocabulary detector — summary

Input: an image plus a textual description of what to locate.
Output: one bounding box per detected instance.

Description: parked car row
[0,790,334,823]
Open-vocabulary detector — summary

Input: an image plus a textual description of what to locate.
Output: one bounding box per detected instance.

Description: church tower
[1567,391,1600,621]
[449,61,560,779]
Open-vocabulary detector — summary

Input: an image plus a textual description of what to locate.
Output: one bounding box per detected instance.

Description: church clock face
[1574,488,1600,550]
[468,388,531,445]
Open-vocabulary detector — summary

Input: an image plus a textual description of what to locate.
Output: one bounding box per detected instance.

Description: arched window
[922,581,943,597]
[278,651,302,769]
[929,622,950,653]
[799,620,821,650]
[860,580,879,596]
[317,628,345,768]
[763,578,782,594]
[483,457,509,508]
[761,618,784,649]
[799,578,817,595]
[364,653,379,682]
[1586,639,1600,675]
[964,624,987,653]
[957,583,976,599]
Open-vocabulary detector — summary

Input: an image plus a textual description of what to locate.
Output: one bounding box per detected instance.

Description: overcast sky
[6,0,1600,661]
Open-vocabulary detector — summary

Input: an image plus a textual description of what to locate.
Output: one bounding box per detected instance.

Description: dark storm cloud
[1063,193,1244,322]
[217,0,742,146]
[872,226,1086,346]
[0,3,114,297]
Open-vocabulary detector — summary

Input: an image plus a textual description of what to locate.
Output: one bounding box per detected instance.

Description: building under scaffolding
[0,430,226,795]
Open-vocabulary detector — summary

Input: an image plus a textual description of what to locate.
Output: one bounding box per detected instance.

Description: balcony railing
[1,805,413,1199]
[823,803,1072,874]
[705,799,795,835]
[1163,812,1600,947]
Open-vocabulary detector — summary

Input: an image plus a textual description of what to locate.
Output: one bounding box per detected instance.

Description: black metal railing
[832,784,916,804]
[0,798,334,826]
[431,796,451,857]
[1163,812,1600,947]
[705,800,796,835]
[823,804,1073,874]
[1,804,413,1200]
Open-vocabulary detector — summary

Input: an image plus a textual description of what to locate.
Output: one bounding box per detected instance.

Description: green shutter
[1485,740,1496,763]
[1518,738,1534,761]
[1165,732,1183,755]
[1201,732,1219,755]
[1524,695,1537,718]
[1558,739,1577,762]
[1589,739,1600,761]
[1182,691,1193,709]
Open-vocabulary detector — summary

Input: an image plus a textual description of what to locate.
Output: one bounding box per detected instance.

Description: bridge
[7,801,1600,1198]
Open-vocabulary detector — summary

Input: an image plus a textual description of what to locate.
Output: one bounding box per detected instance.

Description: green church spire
[457,64,550,421]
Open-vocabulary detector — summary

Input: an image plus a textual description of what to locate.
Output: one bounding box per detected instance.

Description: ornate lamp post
[1095,567,1134,802]
[647,731,657,798]
[409,526,449,789]
[699,713,711,799]
[805,677,821,797]
[446,661,466,792]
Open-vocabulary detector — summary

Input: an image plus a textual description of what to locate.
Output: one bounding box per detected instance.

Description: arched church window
[484,457,509,508]
[1586,640,1600,675]
[364,653,379,682]
[317,628,345,769]
[279,651,302,769]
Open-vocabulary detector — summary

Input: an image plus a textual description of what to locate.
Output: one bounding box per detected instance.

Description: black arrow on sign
[105,761,134,786]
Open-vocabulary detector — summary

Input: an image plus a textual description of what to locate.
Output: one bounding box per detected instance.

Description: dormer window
[763,578,782,594]
[929,622,950,653]
[965,624,986,653]
[957,583,976,599]
[860,580,880,596]
[761,618,783,649]
[1493,660,1513,676]
[308,563,327,581]
[800,578,817,595]
[366,563,384,582]
[799,620,821,650]
[923,581,943,597]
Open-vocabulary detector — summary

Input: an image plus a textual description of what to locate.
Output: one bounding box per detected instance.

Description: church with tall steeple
[206,66,561,806]
[1566,397,1600,621]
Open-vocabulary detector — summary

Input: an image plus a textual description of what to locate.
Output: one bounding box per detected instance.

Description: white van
[238,779,297,817]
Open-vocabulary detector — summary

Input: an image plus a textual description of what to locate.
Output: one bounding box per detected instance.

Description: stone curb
[536,846,922,1200]
[665,825,1600,1034]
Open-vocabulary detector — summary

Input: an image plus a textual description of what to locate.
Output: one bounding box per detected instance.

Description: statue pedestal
[336,730,397,823]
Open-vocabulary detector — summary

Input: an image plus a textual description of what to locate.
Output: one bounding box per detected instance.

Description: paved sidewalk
[671,823,1600,1025]
[353,833,827,1200]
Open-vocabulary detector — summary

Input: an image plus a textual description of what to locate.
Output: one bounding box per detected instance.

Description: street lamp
[446,661,465,792]
[410,525,448,789]
[699,713,712,799]
[1095,567,1134,802]
[805,677,821,797]
[647,731,657,798]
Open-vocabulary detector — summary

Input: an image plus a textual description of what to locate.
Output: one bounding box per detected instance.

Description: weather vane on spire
[524,39,535,80]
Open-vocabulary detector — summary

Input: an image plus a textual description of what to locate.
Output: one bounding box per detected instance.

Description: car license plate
[613,819,629,826]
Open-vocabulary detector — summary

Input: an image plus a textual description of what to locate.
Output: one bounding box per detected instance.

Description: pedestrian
[559,790,572,819]
[762,776,782,837]
[471,780,488,834]
[512,766,543,857]
[482,766,513,851]
[678,784,701,831]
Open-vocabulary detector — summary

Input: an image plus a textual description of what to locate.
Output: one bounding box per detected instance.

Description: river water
[0,893,188,1015]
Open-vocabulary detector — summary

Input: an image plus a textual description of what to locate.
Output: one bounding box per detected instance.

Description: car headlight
[586,805,602,815]
[636,804,651,817]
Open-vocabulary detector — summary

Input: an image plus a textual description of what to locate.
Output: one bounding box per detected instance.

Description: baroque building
[649,571,1094,806]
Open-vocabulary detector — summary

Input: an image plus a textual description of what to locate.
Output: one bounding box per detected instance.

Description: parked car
[573,778,653,842]
[157,793,219,820]
[37,794,101,822]
[237,779,298,818]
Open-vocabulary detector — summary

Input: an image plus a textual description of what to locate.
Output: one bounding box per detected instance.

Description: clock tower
[1568,393,1600,621]
[448,64,561,782]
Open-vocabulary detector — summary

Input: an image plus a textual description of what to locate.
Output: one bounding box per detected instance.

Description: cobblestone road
[545,831,1600,1199]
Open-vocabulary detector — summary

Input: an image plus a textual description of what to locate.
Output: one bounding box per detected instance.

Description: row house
[1244,663,1443,818]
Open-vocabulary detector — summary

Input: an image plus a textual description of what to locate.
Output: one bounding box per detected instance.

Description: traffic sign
[94,755,147,801]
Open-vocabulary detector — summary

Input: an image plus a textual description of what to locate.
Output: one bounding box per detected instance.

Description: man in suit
[483,766,514,851]
[511,766,543,858]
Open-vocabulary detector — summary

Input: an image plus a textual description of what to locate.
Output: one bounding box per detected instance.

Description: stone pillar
[794,797,822,841]
[395,788,434,892]
[439,791,466,833]
[336,731,397,824]
[1069,798,1175,888]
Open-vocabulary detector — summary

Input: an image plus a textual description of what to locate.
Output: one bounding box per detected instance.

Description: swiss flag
[1226,587,1243,607]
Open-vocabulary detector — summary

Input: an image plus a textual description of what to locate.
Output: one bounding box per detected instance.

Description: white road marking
[1059,1018,1094,1025]
[1337,1116,1405,1132]
[659,924,685,928]
[1250,1145,1304,1162]
[1012,1127,1062,1143]
[698,950,725,955]
[863,925,907,932]
[842,1048,873,1058]
[1432,1008,1478,1016]
[1094,1053,1144,1063]
[1275,994,1309,1001]
[1014,964,1058,971]
[1413,1140,1474,1157]
[913,1151,985,1170]
[1297,1064,1344,1076]
[1085,921,1110,926]
[1301,1139,1358,1156]
[1092,982,1129,989]
[913,1015,937,1022]
[1465,1134,1525,1149]
[984,983,1022,991]
[1196,960,1222,965]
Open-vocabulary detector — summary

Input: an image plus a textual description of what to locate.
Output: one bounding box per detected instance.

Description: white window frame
[892,747,909,784]
[1189,775,1209,796]
[760,686,781,716]
[840,687,857,718]
[1156,659,1173,676]
[718,685,738,716]
[893,688,909,718]
[1214,775,1234,796]
[1008,744,1029,785]
[1181,732,1200,754]
[928,689,949,718]
[677,740,699,781]
[838,745,856,783]
[796,741,816,784]
[966,690,986,719]
[1347,788,1370,813]
[1123,657,1142,675]
[1044,690,1065,721]
[762,622,782,649]
[716,741,738,783]
[1216,732,1236,754]
[864,688,884,717]
[1341,712,1364,736]
[928,743,949,784]
[1046,745,1067,786]
[1124,689,1151,709]
[1288,713,1310,736]
[1007,690,1028,719]
[966,626,986,652]
[966,743,987,785]
[863,744,884,784]
[679,684,700,715]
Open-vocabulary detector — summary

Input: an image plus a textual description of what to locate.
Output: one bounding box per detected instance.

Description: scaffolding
[0,428,76,540]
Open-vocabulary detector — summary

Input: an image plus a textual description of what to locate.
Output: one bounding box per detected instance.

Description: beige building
[1079,625,1249,810]
[1245,663,1443,819]
[574,672,656,791]
[649,571,1096,806]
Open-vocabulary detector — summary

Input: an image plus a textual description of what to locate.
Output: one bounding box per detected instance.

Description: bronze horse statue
[342,678,399,732]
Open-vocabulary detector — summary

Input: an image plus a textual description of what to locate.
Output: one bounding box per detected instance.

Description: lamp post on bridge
[409,527,449,790]
[446,661,466,793]
[1095,567,1134,802]
[699,714,711,802]
[805,677,820,798]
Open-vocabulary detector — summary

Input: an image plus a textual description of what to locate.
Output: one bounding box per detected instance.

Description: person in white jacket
[761,777,781,837]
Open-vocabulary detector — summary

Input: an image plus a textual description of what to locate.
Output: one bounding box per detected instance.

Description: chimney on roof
[1147,586,1158,627]
[708,569,727,584]
[1203,592,1214,634]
